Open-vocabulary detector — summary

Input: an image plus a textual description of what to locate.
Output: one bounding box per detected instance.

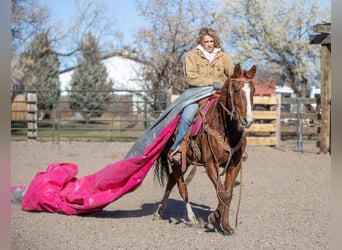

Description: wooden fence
[245,94,321,150]
[246,95,280,146]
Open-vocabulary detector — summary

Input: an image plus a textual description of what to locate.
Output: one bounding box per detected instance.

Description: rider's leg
[169,103,198,162]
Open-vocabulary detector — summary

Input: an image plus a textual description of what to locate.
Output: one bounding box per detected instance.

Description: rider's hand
[212,82,222,90]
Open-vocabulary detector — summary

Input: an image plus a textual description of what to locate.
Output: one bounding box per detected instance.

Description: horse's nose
[242,117,253,128]
[242,118,248,126]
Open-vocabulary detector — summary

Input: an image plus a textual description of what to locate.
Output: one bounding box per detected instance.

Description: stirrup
[168,145,181,164]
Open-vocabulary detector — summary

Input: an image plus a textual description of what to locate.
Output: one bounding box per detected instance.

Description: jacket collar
[196,44,221,63]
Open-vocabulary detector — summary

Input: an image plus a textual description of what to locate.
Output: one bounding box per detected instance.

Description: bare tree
[47,0,121,70]
[11,0,50,49]
[134,0,217,111]
[136,0,216,90]
[215,0,331,97]
[11,0,121,97]
[11,0,50,97]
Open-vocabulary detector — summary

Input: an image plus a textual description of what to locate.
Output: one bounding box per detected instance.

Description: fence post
[296,97,303,153]
[276,94,281,147]
[27,93,37,140]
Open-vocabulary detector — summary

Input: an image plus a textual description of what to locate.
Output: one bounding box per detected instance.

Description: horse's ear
[233,63,241,77]
[246,65,256,78]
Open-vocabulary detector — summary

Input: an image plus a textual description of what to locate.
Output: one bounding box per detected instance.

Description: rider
[169,27,235,163]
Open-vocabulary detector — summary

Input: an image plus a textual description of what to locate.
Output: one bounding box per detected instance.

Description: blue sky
[38,0,331,46]
[38,0,147,45]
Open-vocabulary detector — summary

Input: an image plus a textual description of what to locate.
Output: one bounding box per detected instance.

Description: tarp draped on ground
[12,86,217,215]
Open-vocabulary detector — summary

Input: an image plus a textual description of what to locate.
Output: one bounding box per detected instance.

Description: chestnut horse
[153,63,256,235]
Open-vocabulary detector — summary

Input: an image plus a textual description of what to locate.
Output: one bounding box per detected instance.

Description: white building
[59,55,151,112]
[59,55,148,95]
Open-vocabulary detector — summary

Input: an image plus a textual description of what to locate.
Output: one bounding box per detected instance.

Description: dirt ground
[11,141,331,250]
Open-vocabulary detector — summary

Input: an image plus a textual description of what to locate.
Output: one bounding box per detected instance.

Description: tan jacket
[184,48,234,87]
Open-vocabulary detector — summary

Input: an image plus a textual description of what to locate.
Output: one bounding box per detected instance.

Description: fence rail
[279,96,321,152]
[245,95,280,146]
[11,89,169,142]
[11,90,322,151]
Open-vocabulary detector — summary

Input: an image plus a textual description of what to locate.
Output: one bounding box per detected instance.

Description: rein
[218,80,238,120]
[204,122,245,176]
[203,79,246,175]
[202,77,249,229]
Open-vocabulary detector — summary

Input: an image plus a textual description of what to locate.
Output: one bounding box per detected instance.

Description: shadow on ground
[81,199,212,222]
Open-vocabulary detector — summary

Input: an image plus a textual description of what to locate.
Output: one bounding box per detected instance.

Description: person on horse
[168,27,235,164]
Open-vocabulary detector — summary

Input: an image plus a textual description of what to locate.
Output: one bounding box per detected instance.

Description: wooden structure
[11,94,27,120]
[309,23,331,154]
[27,93,38,140]
[245,95,280,146]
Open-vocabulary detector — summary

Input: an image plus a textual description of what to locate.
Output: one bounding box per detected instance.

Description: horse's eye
[233,89,240,94]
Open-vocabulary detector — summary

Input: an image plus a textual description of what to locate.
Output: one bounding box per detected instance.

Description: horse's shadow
[81,199,212,222]
[81,199,222,233]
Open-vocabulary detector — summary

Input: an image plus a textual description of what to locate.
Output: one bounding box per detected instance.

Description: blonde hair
[196,27,224,52]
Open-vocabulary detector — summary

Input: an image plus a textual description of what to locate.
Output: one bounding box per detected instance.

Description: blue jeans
[171,103,198,150]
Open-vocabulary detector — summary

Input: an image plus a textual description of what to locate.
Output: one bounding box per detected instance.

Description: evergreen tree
[19,30,60,118]
[69,32,112,122]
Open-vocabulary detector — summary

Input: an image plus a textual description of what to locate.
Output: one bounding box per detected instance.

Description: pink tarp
[20,115,180,215]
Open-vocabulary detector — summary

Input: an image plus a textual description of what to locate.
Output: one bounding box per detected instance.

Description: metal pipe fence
[11,89,170,143]
[11,89,321,151]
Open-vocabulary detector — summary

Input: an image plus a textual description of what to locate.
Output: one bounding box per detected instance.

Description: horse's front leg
[204,160,228,227]
[220,161,242,235]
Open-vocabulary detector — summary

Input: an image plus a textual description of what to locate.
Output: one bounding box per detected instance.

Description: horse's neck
[206,98,242,146]
[206,100,224,130]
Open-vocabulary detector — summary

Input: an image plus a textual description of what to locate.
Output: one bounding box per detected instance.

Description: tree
[69,32,112,122]
[50,0,122,71]
[134,0,217,111]
[11,0,50,49]
[11,0,50,98]
[19,30,60,119]
[11,0,121,95]
[215,0,331,97]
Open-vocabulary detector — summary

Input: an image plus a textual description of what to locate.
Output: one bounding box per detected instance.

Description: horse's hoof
[152,212,162,220]
[222,230,235,236]
[208,213,217,225]
[184,221,195,227]
[220,223,234,236]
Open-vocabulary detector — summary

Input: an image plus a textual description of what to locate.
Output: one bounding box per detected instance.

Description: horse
[153,63,256,235]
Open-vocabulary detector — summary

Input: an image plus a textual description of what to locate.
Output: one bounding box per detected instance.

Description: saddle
[176,92,246,173]
[176,93,220,172]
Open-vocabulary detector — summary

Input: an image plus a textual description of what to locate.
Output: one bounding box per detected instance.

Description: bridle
[218,76,254,125]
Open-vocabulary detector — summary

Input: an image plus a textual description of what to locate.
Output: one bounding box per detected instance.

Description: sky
[38,0,147,45]
[37,0,331,72]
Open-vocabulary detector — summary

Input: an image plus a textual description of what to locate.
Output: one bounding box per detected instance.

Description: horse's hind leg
[154,173,177,218]
[171,163,198,224]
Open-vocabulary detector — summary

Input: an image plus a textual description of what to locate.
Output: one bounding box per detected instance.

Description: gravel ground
[11,141,331,250]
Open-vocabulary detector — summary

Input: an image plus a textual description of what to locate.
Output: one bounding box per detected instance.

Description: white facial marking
[242,83,253,123]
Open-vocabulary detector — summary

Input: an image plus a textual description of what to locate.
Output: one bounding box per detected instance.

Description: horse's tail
[153,150,170,187]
